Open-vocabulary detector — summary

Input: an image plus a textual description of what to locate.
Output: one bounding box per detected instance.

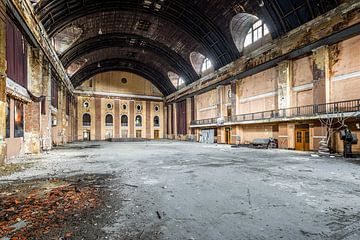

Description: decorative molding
[331,70,360,82]
[74,90,163,101]
[199,105,217,112]
[239,91,277,103]
[293,83,313,92]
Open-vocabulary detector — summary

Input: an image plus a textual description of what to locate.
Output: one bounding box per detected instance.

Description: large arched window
[230,13,270,53]
[51,26,83,54]
[154,116,160,127]
[201,58,213,73]
[83,113,91,126]
[168,72,185,89]
[190,52,213,76]
[244,20,269,48]
[121,115,128,127]
[135,115,142,127]
[105,114,113,126]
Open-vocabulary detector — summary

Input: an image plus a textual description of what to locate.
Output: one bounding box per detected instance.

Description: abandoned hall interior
[1,0,360,239]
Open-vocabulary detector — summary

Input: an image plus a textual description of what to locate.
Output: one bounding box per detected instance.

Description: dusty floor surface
[1,140,360,240]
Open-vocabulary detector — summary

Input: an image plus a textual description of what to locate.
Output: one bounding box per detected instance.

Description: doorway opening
[83,130,90,141]
[225,128,231,144]
[295,125,310,151]
[154,130,160,139]
[136,130,142,138]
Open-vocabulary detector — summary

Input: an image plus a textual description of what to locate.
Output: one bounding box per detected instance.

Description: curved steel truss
[34,0,340,96]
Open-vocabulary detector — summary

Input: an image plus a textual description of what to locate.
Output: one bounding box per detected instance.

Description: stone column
[129,100,135,138]
[95,98,102,140]
[114,99,120,138]
[163,105,168,139]
[24,47,43,154]
[186,98,192,137]
[216,86,224,118]
[276,61,293,113]
[312,46,330,105]
[231,81,237,116]
[146,101,151,139]
[41,61,52,149]
[172,103,177,138]
[0,2,7,163]
[167,104,172,139]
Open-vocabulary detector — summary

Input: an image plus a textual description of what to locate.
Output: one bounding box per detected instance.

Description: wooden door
[154,130,160,139]
[136,130,142,138]
[225,129,231,144]
[295,129,310,151]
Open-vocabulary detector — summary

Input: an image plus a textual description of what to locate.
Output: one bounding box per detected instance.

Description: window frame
[244,20,269,48]
[121,115,128,127]
[135,115,142,127]
[105,114,114,127]
[82,113,91,127]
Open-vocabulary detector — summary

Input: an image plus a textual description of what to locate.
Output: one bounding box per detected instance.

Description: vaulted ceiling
[34,0,341,96]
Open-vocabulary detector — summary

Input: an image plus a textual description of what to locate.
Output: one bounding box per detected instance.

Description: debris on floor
[0,174,112,240]
[0,163,33,177]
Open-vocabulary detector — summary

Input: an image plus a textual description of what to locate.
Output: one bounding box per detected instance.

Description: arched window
[121,115,128,127]
[135,115,142,127]
[168,72,185,89]
[230,13,270,52]
[201,58,212,73]
[83,113,91,126]
[244,20,269,48]
[154,116,160,127]
[105,114,113,126]
[51,26,83,54]
[190,52,213,76]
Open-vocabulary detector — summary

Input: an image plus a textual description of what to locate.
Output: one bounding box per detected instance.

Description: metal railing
[191,98,360,126]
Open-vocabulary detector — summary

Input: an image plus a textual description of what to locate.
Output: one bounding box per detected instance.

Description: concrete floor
[2,140,360,240]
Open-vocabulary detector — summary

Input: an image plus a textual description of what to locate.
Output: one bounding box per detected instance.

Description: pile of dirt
[0,174,112,239]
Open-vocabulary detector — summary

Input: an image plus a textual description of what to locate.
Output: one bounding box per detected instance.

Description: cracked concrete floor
[1,140,360,240]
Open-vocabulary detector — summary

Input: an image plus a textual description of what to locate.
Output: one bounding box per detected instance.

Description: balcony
[191,99,360,127]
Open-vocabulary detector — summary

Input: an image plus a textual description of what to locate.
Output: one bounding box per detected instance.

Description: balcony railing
[191,98,360,126]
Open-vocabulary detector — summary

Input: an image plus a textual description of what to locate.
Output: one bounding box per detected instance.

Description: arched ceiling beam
[61,33,198,84]
[35,0,240,68]
[71,58,176,95]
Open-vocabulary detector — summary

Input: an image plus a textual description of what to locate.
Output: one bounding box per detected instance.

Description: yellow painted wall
[78,71,163,97]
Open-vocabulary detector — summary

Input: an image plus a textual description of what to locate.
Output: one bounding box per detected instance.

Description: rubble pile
[0,177,105,239]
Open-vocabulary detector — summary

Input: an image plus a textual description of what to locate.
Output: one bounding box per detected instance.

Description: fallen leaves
[0,176,105,239]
